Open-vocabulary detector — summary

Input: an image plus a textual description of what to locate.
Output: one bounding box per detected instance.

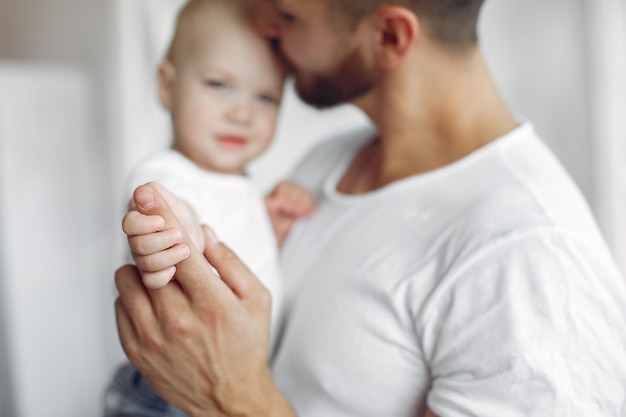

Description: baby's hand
[265,181,315,247]
[122,182,205,288]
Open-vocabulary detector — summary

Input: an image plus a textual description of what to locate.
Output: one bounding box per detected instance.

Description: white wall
[481,0,593,197]
[0,62,108,416]
[585,0,626,272]
[0,0,122,416]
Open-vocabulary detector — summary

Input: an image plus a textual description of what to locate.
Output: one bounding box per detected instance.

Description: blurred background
[0,0,624,415]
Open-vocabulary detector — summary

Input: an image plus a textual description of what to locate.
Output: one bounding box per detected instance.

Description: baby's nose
[226,97,253,124]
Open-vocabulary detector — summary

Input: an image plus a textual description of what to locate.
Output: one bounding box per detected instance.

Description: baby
[104,1,313,415]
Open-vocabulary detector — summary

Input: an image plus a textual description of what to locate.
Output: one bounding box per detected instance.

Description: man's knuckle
[114,270,129,291]
[123,342,139,363]
[163,313,190,337]
[142,331,164,353]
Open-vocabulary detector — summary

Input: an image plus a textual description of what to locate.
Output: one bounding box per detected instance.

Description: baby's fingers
[122,210,166,236]
[128,228,183,256]
[133,243,190,273]
[141,266,177,290]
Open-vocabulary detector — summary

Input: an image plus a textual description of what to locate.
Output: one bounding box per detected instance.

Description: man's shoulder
[304,125,376,159]
[290,126,376,190]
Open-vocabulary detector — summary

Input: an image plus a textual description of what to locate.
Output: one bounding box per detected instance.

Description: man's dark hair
[329,0,485,52]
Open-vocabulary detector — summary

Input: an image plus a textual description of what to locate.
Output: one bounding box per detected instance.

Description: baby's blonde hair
[165,0,257,64]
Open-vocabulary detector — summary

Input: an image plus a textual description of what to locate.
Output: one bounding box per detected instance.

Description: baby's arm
[265,181,315,247]
[123,182,205,289]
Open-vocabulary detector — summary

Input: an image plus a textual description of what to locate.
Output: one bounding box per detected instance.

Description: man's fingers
[114,265,159,349]
[132,183,228,302]
[115,297,141,364]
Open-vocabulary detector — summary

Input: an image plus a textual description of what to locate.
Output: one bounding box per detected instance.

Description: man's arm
[115,183,297,417]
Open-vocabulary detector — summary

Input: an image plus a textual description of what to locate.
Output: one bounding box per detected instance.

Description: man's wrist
[186,369,296,417]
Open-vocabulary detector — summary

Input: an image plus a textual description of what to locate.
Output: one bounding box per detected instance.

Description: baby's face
[169,21,286,175]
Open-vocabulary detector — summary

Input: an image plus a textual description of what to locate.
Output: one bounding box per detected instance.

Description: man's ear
[157,60,176,110]
[369,6,419,70]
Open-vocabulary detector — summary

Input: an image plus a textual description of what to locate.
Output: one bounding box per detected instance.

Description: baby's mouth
[217,135,247,149]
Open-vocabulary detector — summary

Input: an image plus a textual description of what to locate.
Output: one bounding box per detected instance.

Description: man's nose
[254,0,281,39]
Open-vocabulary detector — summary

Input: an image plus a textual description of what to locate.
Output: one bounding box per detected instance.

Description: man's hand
[265,181,315,246]
[123,182,205,289]
[115,183,296,417]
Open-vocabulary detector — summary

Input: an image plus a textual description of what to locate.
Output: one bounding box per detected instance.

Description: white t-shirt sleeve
[420,230,626,416]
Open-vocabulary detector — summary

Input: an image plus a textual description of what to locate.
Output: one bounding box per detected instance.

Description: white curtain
[112,0,186,184]
[586,0,626,272]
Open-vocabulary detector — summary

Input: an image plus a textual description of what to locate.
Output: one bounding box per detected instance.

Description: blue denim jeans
[103,362,189,417]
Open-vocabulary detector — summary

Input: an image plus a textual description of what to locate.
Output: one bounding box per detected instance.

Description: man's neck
[339,47,517,195]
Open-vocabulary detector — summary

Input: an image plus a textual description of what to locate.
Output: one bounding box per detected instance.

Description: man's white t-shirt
[126,149,283,339]
[273,122,626,416]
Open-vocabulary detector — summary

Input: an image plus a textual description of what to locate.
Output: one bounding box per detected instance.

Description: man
[114,0,626,416]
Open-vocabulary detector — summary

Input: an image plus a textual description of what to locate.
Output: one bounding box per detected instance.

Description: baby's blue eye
[206,79,229,90]
[258,93,279,105]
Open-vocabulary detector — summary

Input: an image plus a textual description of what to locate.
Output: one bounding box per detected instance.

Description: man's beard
[294,48,377,109]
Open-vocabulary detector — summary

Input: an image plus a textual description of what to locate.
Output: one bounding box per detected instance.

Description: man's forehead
[267,0,326,16]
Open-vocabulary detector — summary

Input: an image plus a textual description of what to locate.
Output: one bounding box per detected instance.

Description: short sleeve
[420,230,626,416]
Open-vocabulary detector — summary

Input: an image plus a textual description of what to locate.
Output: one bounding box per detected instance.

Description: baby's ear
[157,60,176,110]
